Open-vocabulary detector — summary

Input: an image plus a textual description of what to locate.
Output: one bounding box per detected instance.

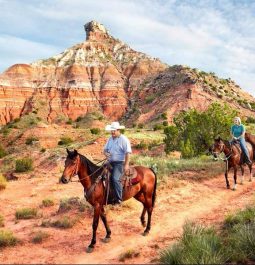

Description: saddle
[102,165,141,205]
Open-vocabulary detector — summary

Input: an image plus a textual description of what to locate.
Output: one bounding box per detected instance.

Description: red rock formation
[0,21,167,125]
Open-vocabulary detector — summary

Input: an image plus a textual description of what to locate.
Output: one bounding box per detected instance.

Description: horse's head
[210,137,225,158]
[61,149,80,184]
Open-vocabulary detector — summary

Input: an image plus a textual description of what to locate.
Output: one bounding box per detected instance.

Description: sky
[0,0,254,96]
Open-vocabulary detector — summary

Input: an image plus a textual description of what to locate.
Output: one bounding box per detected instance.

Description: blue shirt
[231,124,245,138]
[104,134,132,162]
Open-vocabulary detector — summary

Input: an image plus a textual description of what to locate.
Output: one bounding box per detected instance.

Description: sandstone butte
[0,20,254,126]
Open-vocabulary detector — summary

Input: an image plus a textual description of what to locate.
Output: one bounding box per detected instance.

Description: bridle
[212,140,233,161]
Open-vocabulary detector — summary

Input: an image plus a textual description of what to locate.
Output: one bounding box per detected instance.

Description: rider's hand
[124,164,129,175]
[105,152,111,159]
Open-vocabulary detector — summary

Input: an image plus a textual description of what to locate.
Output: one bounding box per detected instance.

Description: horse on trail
[210,137,253,190]
[60,149,157,252]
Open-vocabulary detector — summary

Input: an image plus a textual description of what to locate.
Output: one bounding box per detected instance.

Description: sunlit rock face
[0,20,166,125]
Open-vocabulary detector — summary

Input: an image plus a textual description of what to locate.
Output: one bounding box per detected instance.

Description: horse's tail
[150,168,157,208]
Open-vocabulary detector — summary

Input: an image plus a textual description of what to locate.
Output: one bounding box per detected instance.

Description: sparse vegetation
[15,158,33,172]
[0,230,17,248]
[145,94,156,104]
[15,208,38,219]
[0,144,7,158]
[0,215,4,227]
[58,136,73,146]
[119,249,140,262]
[25,136,39,145]
[42,216,77,229]
[90,128,101,135]
[41,198,54,207]
[0,174,7,190]
[31,231,49,244]
[58,197,90,213]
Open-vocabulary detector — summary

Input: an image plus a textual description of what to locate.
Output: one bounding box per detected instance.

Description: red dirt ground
[0,163,255,264]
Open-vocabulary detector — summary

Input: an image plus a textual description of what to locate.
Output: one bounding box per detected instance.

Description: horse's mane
[78,153,104,178]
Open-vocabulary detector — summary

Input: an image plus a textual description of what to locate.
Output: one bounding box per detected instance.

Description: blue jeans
[231,137,251,162]
[110,161,124,201]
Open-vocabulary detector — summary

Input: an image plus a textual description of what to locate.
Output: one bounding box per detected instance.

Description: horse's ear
[66,148,70,154]
[74,149,78,156]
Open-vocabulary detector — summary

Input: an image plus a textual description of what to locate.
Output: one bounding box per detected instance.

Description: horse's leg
[240,165,244,184]
[87,203,101,253]
[248,163,252,182]
[143,194,153,236]
[225,167,230,189]
[100,207,111,243]
[134,192,147,227]
[233,166,237,190]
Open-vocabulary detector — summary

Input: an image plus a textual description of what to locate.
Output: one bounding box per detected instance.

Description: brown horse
[60,149,157,252]
[210,137,253,190]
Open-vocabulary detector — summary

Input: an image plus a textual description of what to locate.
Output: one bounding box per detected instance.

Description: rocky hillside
[124,65,255,127]
[0,21,166,125]
[0,21,254,126]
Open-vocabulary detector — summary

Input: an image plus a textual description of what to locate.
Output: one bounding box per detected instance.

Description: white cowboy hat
[105,121,125,131]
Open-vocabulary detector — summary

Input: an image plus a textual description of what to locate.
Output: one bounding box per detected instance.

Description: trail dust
[0,166,255,264]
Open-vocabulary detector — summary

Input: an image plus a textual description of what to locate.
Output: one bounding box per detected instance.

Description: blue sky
[0,0,254,96]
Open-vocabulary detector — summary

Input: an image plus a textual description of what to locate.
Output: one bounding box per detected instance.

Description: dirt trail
[0,169,255,264]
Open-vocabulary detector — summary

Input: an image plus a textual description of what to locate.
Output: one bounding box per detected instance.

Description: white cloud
[0,0,254,95]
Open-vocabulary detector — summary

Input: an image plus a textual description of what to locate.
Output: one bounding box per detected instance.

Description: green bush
[164,103,237,157]
[135,140,148,150]
[90,128,101,135]
[153,124,164,131]
[58,136,73,146]
[0,230,17,248]
[15,158,33,172]
[246,117,255,124]
[0,145,7,158]
[15,208,37,219]
[145,95,156,104]
[0,175,7,190]
[160,222,227,264]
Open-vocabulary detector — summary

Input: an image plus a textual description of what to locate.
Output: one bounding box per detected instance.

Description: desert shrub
[25,136,39,145]
[162,121,168,126]
[246,117,255,124]
[135,140,148,150]
[66,119,72,125]
[42,198,54,207]
[160,222,227,264]
[138,123,144,129]
[40,148,46,153]
[161,112,168,120]
[51,216,76,229]
[153,124,164,131]
[15,208,37,219]
[31,231,49,244]
[0,145,7,158]
[58,136,73,146]
[0,230,17,248]
[58,197,89,213]
[119,249,140,262]
[0,175,7,190]
[90,128,100,135]
[15,158,33,172]
[180,139,194,158]
[164,103,237,157]
[0,215,4,227]
[145,94,156,104]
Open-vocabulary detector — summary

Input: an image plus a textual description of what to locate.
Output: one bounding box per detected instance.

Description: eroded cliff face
[0,21,167,125]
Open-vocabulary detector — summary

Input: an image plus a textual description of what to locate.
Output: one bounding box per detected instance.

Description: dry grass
[119,249,140,262]
[15,208,38,219]
[0,174,7,190]
[41,198,54,207]
[0,215,4,227]
[41,216,78,229]
[31,231,49,244]
[0,230,17,248]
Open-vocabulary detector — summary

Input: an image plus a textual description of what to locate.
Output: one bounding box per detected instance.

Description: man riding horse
[103,121,132,205]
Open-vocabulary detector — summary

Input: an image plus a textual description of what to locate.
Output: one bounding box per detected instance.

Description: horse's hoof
[232,188,236,191]
[102,237,111,243]
[240,182,244,185]
[142,222,146,228]
[143,231,149,236]
[86,247,94,253]
[227,186,230,189]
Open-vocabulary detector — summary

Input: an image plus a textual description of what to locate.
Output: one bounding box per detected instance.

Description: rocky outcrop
[0,21,254,126]
[0,21,167,125]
